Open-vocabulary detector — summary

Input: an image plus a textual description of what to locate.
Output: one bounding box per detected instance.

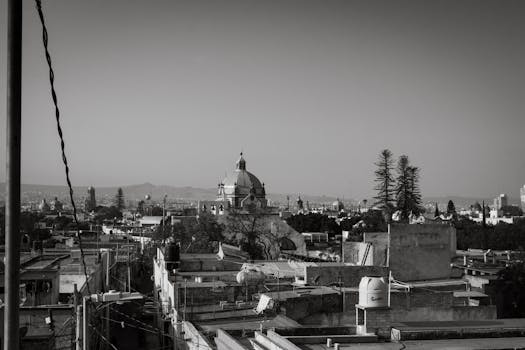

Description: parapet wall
[388,224,455,281]
[305,264,389,288]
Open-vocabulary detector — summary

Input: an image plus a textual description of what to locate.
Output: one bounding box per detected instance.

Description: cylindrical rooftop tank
[165,242,180,262]
[165,242,180,271]
[236,269,265,285]
[358,276,389,308]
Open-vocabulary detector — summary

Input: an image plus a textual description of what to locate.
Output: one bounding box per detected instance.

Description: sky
[0,0,524,200]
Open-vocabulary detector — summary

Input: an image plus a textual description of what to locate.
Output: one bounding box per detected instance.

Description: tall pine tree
[395,156,422,220]
[395,155,411,220]
[407,165,422,214]
[373,149,395,209]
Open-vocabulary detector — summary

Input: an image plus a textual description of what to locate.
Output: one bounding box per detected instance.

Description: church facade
[198,153,268,215]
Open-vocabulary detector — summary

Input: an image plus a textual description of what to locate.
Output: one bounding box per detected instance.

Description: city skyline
[1,0,524,200]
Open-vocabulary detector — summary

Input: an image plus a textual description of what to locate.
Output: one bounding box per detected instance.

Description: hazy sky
[1,0,524,200]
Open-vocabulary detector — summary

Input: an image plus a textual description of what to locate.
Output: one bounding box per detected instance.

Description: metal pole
[105,252,110,349]
[73,284,80,350]
[162,195,166,236]
[127,246,131,292]
[5,0,22,349]
[76,304,82,350]
[83,297,89,350]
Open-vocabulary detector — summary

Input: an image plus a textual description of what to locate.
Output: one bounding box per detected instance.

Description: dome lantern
[236,152,246,170]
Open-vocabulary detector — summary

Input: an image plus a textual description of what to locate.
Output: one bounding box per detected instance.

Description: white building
[521,185,525,210]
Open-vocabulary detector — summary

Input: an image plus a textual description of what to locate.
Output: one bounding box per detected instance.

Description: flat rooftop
[393,318,525,330]
[299,337,525,350]
[198,314,301,332]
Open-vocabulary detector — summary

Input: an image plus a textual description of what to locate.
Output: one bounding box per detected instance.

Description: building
[38,198,50,213]
[521,185,525,210]
[216,153,268,210]
[332,198,344,212]
[85,186,97,212]
[50,197,63,212]
[493,193,508,211]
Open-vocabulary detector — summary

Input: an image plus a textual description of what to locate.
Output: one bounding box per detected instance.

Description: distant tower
[521,185,525,210]
[493,193,508,210]
[297,196,304,211]
[50,197,63,212]
[38,198,50,213]
[85,186,97,212]
[332,198,344,212]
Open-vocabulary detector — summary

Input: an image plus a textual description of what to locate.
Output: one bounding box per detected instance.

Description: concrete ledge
[391,320,525,341]
[283,334,378,344]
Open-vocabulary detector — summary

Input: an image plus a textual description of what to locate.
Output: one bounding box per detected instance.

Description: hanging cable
[34,0,91,295]
[89,324,119,350]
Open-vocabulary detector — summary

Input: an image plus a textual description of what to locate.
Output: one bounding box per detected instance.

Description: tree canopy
[373,149,395,209]
[286,213,342,237]
[447,200,456,215]
[456,218,525,251]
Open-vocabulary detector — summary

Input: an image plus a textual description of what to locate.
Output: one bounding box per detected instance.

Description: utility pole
[162,194,167,243]
[105,251,111,350]
[5,0,22,349]
[74,284,81,350]
[82,296,89,350]
[127,245,131,292]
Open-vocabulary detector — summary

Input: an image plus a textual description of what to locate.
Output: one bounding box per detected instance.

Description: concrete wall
[20,269,60,306]
[180,258,241,272]
[341,242,374,265]
[281,292,341,321]
[365,305,497,338]
[363,232,389,266]
[300,305,497,338]
[388,224,455,281]
[305,264,389,288]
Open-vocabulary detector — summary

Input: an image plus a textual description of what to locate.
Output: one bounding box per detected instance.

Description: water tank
[165,243,180,270]
[236,269,265,285]
[358,276,389,308]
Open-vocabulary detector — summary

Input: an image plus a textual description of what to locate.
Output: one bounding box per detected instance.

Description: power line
[90,323,119,350]
[34,0,91,295]
[99,316,214,350]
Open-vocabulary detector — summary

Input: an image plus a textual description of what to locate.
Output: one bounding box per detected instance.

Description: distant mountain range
[0,182,344,206]
[0,182,520,208]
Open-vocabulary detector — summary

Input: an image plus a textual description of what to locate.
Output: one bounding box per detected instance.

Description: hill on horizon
[0,182,520,209]
[0,182,346,206]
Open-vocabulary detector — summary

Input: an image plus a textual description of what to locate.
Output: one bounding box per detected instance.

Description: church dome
[332,198,344,211]
[222,153,265,198]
